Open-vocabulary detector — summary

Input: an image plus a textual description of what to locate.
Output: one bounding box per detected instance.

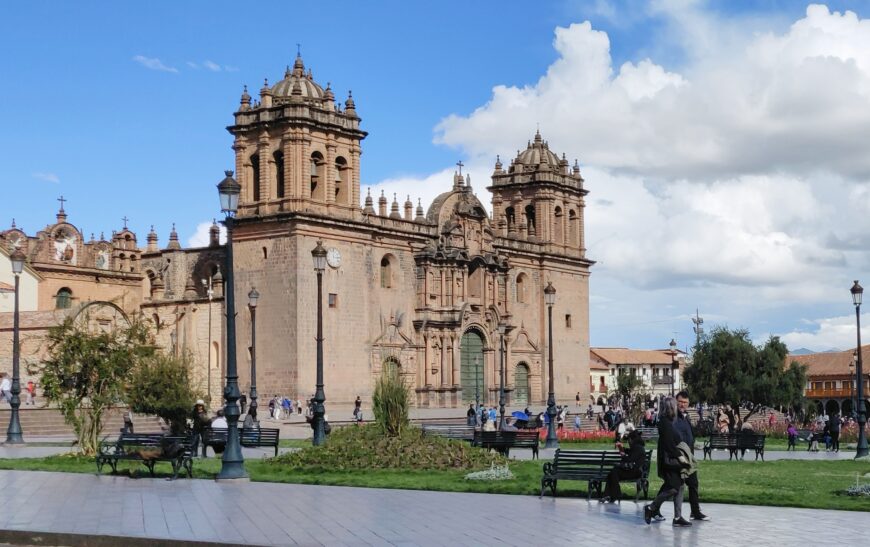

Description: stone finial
[389,193,401,219]
[56,195,68,223]
[403,195,413,221]
[363,188,376,215]
[323,82,335,109]
[10,218,16,229]
[146,225,159,252]
[534,128,542,144]
[209,219,220,247]
[494,154,503,172]
[415,198,426,223]
[240,85,251,111]
[378,190,388,217]
[184,277,198,299]
[344,90,357,118]
[167,223,181,250]
[573,158,581,175]
[260,79,273,108]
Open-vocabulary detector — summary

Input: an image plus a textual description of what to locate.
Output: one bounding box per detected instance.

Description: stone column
[325,141,336,204]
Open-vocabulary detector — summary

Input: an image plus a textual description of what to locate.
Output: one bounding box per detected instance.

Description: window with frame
[55,288,72,309]
[328,293,338,308]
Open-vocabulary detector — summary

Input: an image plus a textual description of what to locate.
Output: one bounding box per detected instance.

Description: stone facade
[0,54,595,409]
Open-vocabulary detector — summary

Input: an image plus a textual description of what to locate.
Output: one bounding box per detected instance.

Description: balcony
[806,388,854,399]
[652,376,674,386]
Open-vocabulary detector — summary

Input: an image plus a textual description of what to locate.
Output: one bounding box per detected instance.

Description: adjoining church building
[0,54,594,408]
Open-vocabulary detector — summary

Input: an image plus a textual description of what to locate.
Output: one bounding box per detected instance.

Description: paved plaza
[0,470,867,546]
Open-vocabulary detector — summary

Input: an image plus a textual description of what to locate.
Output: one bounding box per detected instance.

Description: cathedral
[0,54,593,408]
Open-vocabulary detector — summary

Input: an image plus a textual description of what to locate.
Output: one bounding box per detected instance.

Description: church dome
[513,130,561,170]
[271,55,325,102]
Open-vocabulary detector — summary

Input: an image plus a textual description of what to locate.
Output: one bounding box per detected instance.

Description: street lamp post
[5,248,26,444]
[215,170,246,479]
[851,280,869,458]
[669,338,678,397]
[544,282,558,449]
[311,241,328,446]
[248,288,260,426]
[497,322,507,431]
[850,353,856,420]
[474,356,481,426]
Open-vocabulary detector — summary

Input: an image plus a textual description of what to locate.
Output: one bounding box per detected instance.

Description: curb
[0,529,268,547]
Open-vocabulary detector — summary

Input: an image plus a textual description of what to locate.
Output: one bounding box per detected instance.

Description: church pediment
[511,328,539,353]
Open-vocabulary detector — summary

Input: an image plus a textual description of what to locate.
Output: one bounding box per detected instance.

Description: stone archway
[460,330,485,404]
[825,399,840,416]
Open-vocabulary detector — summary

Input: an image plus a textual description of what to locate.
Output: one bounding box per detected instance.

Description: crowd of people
[0,374,37,406]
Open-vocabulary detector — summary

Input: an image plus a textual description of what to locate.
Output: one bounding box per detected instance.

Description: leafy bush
[372,367,409,436]
[127,351,203,434]
[271,424,506,470]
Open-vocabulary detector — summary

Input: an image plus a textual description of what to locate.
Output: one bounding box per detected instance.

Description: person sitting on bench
[601,429,645,503]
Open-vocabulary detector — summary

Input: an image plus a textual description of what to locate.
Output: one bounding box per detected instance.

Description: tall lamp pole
[669,338,678,397]
[5,249,25,444]
[248,288,260,425]
[202,277,214,405]
[216,170,246,479]
[850,353,856,420]
[474,356,481,425]
[544,282,558,449]
[851,280,869,458]
[311,241,328,446]
[497,323,508,431]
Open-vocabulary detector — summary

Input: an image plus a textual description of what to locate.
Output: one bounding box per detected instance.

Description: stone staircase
[0,406,163,438]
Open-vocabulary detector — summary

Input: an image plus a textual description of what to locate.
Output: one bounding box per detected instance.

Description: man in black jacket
[675,390,710,521]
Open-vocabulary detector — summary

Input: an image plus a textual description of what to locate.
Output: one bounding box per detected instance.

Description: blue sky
[3,1,870,352]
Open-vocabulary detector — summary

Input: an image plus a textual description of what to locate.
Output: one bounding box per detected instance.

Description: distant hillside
[790,347,842,355]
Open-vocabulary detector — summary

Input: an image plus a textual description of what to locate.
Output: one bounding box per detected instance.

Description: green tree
[610,372,650,424]
[127,351,203,435]
[684,326,807,422]
[30,316,154,455]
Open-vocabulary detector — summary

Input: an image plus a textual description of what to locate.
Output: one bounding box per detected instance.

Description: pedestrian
[25,380,36,405]
[576,391,581,408]
[674,390,709,521]
[829,414,841,452]
[574,414,581,431]
[355,395,362,418]
[123,409,134,434]
[239,392,247,415]
[268,396,276,419]
[644,396,692,527]
[467,404,476,426]
[282,396,291,418]
[786,421,797,451]
[0,374,11,404]
[601,429,646,502]
[191,399,209,457]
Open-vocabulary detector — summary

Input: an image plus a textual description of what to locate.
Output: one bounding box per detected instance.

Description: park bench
[540,449,652,501]
[421,424,475,442]
[203,427,281,457]
[472,429,540,459]
[702,433,738,460]
[736,433,766,461]
[795,429,819,450]
[96,433,194,480]
[636,427,658,441]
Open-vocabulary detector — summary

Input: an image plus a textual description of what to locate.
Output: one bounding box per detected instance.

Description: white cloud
[366,5,870,346]
[778,312,869,352]
[186,61,199,70]
[187,60,237,72]
[187,221,225,248]
[203,60,221,72]
[32,172,59,183]
[133,55,178,73]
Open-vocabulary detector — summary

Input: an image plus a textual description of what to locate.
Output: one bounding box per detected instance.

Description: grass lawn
[1,454,867,512]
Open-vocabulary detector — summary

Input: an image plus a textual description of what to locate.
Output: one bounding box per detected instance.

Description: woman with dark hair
[644,397,691,527]
[600,429,645,502]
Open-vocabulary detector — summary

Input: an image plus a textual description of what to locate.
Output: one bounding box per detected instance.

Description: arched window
[384,357,401,376]
[55,288,72,309]
[335,156,348,203]
[129,255,138,273]
[274,151,285,199]
[468,263,483,300]
[380,255,393,288]
[250,154,260,202]
[505,207,516,233]
[554,206,564,244]
[516,273,528,303]
[525,204,536,237]
[310,151,325,200]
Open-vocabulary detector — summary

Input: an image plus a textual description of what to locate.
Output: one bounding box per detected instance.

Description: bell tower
[488,130,587,257]
[227,54,368,219]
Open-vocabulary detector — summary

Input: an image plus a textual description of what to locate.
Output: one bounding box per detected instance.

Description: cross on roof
[57,195,66,211]
[456,160,464,175]
[122,216,129,229]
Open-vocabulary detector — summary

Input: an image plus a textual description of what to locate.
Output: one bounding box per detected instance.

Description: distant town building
[589,347,685,405]
[790,346,870,417]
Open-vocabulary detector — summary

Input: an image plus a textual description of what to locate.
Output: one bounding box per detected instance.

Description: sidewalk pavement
[0,470,867,546]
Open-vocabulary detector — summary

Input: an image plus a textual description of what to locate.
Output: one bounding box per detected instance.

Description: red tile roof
[789,346,870,378]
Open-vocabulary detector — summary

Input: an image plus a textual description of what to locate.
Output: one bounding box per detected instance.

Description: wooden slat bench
[472,430,540,459]
[421,424,475,442]
[96,433,194,480]
[203,427,281,457]
[540,449,652,500]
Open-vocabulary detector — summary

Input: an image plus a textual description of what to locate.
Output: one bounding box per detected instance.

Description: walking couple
[644,392,710,527]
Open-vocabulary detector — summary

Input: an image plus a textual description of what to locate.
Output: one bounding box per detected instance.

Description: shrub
[127,351,203,434]
[271,424,505,470]
[465,464,514,481]
[372,367,409,436]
